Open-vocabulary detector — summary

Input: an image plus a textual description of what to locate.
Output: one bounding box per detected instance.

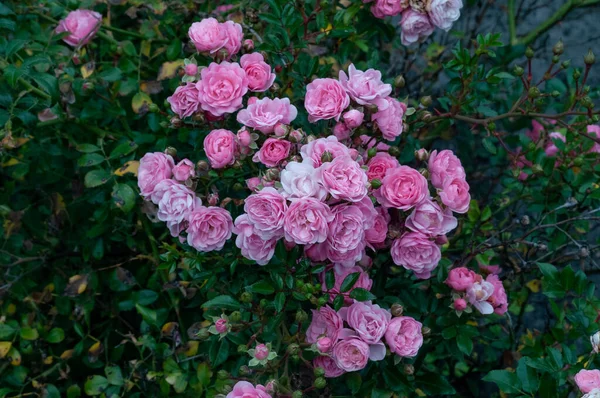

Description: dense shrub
[1,1,600,397]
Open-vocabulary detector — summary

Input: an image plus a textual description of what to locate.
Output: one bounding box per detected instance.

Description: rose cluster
[445,266,508,315]
[363,0,463,46]
[307,303,423,378]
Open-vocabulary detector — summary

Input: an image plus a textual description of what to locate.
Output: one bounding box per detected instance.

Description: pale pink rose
[405,199,457,236]
[188,18,227,54]
[233,214,277,265]
[284,197,334,245]
[204,129,237,169]
[319,156,368,202]
[526,120,545,142]
[246,177,261,192]
[304,78,350,122]
[216,4,235,13]
[332,337,370,372]
[305,241,329,263]
[56,10,102,47]
[172,159,195,181]
[244,187,287,239]
[197,62,248,116]
[384,316,423,357]
[187,206,233,252]
[374,166,429,210]
[325,204,367,266]
[316,337,333,353]
[354,196,378,230]
[333,122,352,140]
[400,9,435,46]
[240,53,276,92]
[391,232,441,279]
[215,318,228,333]
[280,161,327,200]
[237,97,298,134]
[466,280,495,314]
[222,21,243,58]
[306,305,343,343]
[313,356,345,378]
[157,183,200,237]
[342,109,365,129]
[366,152,400,181]
[440,178,471,214]
[226,381,272,398]
[372,97,407,141]
[587,125,600,153]
[428,149,466,188]
[253,138,291,167]
[339,64,392,109]
[339,301,391,344]
[371,0,405,18]
[254,343,269,360]
[167,83,201,118]
[325,266,373,305]
[149,179,179,204]
[486,274,508,315]
[445,267,477,291]
[545,132,566,157]
[453,298,467,311]
[184,64,198,76]
[300,136,352,168]
[576,370,600,393]
[428,0,463,31]
[365,206,390,246]
[138,152,174,198]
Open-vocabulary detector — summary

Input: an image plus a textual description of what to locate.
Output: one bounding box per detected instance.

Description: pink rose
[374,166,429,210]
[233,214,277,265]
[332,337,370,372]
[172,159,195,181]
[365,206,390,246]
[280,161,327,200]
[366,152,400,181]
[253,138,291,167]
[576,370,600,394]
[226,381,272,398]
[137,152,174,198]
[300,136,352,168]
[316,337,333,353]
[384,316,423,357]
[215,318,228,334]
[304,78,350,122]
[372,97,407,141]
[56,10,102,47]
[486,274,508,315]
[400,9,435,46]
[306,305,343,343]
[188,18,227,54]
[325,204,368,266]
[428,149,466,188]
[184,64,198,76]
[339,301,391,344]
[284,197,334,245]
[342,109,365,129]
[526,120,545,142]
[240,53,276,92]
[391,232,441,279]
[244,187,287,239]
[237,97,298,134]
[204,129,237,169]
[222,21,243,58]
[360,135,391,152]
[186,206,233,252]
[445,267,477,291]
[339,64,392,109]
[167,83,201,118]
[466,280,495,314]
[405,199,458,236]
[246,177,261,192]
[149,179,179,204]
[333,122,352,140]
[428,0,463,31]
[197,62,248,116]
[319,156,368,202]
[453,298,467,311]
[313,356,345,378]
[324,266,373,305]
[440,178,471,214]
[545,132,566,157]
[157,185,199,237]
[371,0,405,18]
[587,125,600,153]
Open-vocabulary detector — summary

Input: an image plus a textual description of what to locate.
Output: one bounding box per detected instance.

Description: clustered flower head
[445,266,508,315]
[364,0,463,46]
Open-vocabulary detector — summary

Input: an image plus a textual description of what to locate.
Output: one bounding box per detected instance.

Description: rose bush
[1,0,600,397]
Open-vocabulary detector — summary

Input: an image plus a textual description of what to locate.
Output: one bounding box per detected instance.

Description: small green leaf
[78,153,105,168]
[135,304,158,326]
[201,295,241,310]
[109,141,138,159]
[517,359,539,393]
[76,144,101,153]
[196,362,212,390]
[46,328,65,344]
[98,67,122,82]
[349,288,376,302]
[482,137,497,154]
[340,272,360,293]
[274,292,285,313]
[84,170,111,188]
[20,327,39,340]
[247,280,275,295]
[105,366,124,386]
[482,370,522,393]
[84,375,109,396]
[111,183,136,213]
[457,333,473,356]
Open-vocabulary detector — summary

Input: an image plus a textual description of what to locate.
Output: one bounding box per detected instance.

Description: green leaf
[212,338,229,367]
[84,170,111,188]
[340,272,360,293]
[166,40,182,60]
[0,323,17,339]
[66,384,82,398]
[346,372,362,394]
[415,373,456,395]
[517,359,539,393]
[482,137,497,154]
[111,183,136,213]
[109,141,138,159]
[201,295,241,310]
[333,294,345,311]
[349,288,376,302]
[482,370,522,393]
[135,304,158,326]
[20,327,39,340]
[457,333,473,356]
[78,153,105,168]
[196,362,212,392]
[84,375,109,396]
[105,366,124,386]
[76,144,101,153]
[133,290,159,306]
[274,292,285,313]
[98,67,122,82]
[247,280,275,295]
[46,328,65,344]
[4,65,24,88]
[325,269,335,290]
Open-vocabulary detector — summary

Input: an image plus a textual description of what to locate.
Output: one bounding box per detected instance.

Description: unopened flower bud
[316,337,332,353]
[403,364,415,375]
[207,193,219,206]
[239,365,251,375]
[287,343,300,355]
[532,164,544,174]
[551,91,560,98]
[269,82,280,93]
[321,151,333,163]
[388,146,400,156]
[552,40,564,56]
[148,103,159,113]
[314,367,325,377]
[238,344,249,354]
[370,179,382,189]
[288,129,305,143]
[415,148,429,161]
[528,87,541,99]
[295,310,308,323]
[197,328,210,340]
[420,96,433,107]
[306,135,317,143]
[525,47,534,59]
[240,292,253,303]
[184,63,198,76]
[520,215,530,225]
[230,311,242,322]
[274,123,290,137]
[513,65,524,76]
[243,39,255,52]
[196,160,210,172]
[217,370,229,380]
[551,55,560,64]
[391,303,404,317]
[591,331,600,353]
[422,326,431,336]
[164,147,177,158]
[367,147,377,158]
[573,69,581,80]
[264,168,280,182]
[561,60,571,69]
[292,391,303,398]
[314,377,326,389]
[453,298,467,311]
[420,111,432,121]
[487,122,496,132]
[584,49,596,65]
[170,117,183,128]
[394,75,405,88]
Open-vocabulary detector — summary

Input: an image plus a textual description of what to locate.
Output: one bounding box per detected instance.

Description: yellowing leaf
[183,341,199,357]
[132,92,153,114]
[64,274,88,296]
[88,341,104,358]
[81,62,95,78]
[415,388,426,397]
[2,158,20,167]
[526,279,541,293]
[157,60,183,81]
[44,356,54,365]
[7,304,16,315]
[61,349,74,360]
[114,160,140,177]
[141,40,152,57]
[8,347,21,366]
[466,320,478,327]
[161,322,178,337]
[0,342,12,358]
